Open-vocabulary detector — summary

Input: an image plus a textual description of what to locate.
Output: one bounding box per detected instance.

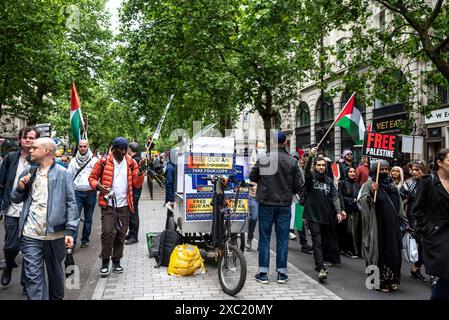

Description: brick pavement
[92,190,340,300]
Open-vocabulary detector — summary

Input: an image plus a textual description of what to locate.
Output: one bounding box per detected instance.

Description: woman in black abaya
[359,160,405,292]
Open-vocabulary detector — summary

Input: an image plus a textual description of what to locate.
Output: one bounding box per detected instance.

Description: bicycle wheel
[218,244,247,296]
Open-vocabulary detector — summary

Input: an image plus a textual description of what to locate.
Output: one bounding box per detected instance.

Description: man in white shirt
[0,126,39,289]
[68,139,98,248]
[88,137,144,277]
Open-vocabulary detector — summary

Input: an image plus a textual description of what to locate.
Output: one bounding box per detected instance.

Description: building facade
[0,113,27,156]
[280,5,447,164]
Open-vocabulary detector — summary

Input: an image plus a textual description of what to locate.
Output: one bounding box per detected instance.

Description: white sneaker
[289,232,297,240]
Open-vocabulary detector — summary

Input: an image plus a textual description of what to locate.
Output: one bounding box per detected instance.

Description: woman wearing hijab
[337,167,362,258]
[390,166,404,191]
[359,160,406,292]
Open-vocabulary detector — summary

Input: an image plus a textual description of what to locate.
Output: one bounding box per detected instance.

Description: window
[335,37,347,68]
[437,85,449,105]
[374,69,408,108]
[296,102,310,127]
[341,91,366,113]
[316,96,334,123]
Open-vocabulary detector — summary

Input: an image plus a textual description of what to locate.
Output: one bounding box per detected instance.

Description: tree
[307,0,449,128]
[0,0,112,124]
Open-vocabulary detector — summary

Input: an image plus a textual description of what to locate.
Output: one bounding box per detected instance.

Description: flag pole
[316,92,356,149]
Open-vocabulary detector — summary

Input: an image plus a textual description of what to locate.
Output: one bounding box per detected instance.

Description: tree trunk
[262,114,272,151]
[418,31,449,82]
[226,112,232,129]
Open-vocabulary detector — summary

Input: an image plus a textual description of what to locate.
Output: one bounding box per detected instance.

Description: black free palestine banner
[362,132,398,160]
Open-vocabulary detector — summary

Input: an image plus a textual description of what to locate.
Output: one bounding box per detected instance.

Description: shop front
[424,106,449,164]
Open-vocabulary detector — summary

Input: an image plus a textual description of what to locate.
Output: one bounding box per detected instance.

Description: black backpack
[155,230,183,267]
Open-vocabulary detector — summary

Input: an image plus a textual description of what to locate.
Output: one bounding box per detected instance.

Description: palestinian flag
[335,93,365,145]
[70,82,84,144]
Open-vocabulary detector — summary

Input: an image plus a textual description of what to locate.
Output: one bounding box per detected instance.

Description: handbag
[402,231,418,262]
[65,247,75,277]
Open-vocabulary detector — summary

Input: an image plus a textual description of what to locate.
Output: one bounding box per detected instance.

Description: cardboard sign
[363,132,398,160]
[185,193,248,222]
[185,153,236,175]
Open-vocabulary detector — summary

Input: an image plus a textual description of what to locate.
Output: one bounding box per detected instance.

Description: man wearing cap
[250,132,304,284]
[89,137,145,277]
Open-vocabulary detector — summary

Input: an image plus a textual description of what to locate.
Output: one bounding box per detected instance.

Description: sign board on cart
[174,136,250,233]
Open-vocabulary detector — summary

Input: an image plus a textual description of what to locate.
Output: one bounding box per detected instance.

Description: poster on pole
[362,132,398,160]
[401,135,424,154]
[152,94,174,140]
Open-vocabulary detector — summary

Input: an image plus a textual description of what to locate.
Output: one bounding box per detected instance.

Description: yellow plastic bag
[168,244,206,276]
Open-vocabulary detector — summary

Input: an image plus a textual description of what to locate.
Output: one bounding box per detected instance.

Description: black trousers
[309,220,341,271]
[128,194,141,239]
[3,216,26,286]
[299,228,308,246]
[147,173,154,199]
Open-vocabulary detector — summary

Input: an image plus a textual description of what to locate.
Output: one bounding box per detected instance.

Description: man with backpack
[88,137,144,277]
[125,142,142,245]
[68,139,98,249]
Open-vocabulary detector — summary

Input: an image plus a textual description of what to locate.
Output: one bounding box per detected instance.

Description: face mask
[379,172,389,181]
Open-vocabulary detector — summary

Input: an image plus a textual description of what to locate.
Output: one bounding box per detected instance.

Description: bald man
[11,137,80,300]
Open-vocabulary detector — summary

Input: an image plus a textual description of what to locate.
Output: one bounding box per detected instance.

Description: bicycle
[202,175,247,296]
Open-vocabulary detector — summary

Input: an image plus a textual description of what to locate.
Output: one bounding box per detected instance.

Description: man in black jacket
[0,126,39,288]
[250,132,304,284]
[125,142,142,245]
[304,147,345,282]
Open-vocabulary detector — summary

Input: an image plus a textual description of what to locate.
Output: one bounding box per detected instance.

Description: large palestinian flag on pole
[70,82,84,144]
[335,93,365,145]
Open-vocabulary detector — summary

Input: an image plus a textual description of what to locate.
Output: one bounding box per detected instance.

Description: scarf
[75,149,92,168]
[315,171,326,182]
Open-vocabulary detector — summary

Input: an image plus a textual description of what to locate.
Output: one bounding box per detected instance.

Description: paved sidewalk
[92,193,340,300]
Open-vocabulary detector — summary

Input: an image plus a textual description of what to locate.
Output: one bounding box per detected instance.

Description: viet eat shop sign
[362,132,398,160]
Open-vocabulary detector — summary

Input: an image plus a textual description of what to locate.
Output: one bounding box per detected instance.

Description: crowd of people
[0,127,149,299]
[248,131,449,300]
[1,126,449,300]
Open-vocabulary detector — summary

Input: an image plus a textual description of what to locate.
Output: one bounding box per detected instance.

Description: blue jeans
[247,197,259,240]
[21,236,65,300]
[431,277,449,300]
[73,190,97,244]
[258,204,291,274]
